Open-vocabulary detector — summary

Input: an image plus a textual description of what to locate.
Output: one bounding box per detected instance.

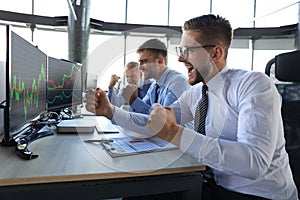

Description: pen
[84,139,114,143]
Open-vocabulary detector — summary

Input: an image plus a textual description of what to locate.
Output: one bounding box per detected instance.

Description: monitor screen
[3,26,47,143]
[47,57,82,111]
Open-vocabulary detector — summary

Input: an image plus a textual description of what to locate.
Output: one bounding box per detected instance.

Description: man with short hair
[87,14,298,199]
[108,61,152,108]
[118,39,191,114]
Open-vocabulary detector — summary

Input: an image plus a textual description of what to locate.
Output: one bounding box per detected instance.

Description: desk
[0,116,205,200]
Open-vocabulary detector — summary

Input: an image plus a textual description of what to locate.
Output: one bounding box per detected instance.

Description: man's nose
[178,55,185,62]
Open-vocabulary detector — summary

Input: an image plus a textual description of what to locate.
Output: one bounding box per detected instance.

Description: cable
[30,111,62,127]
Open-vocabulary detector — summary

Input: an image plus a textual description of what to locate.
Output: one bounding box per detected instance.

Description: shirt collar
[157,67,170,86]
[206,66,229,94]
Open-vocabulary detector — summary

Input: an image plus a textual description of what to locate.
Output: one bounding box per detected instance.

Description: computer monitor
[47,57,83,112]
[2,25,47,145]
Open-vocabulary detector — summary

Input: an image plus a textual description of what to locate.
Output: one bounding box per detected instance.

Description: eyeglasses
[175,45,216,60]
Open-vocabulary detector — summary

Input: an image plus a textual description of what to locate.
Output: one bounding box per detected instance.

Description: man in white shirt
[86,14,298,199]
[147,15,298,199]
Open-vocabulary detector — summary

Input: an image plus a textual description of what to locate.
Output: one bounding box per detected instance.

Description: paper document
[100,136,178,157]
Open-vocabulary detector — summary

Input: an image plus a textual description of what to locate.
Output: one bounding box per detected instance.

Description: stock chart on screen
[8,30,47,133]
[47,57,82,111]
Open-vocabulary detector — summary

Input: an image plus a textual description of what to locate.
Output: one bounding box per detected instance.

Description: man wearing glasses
[176,45,215,86]
[147,15,298,199]
[86,14,298,199]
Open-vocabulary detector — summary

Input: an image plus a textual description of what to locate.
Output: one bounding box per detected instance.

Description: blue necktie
[154,83,160,103]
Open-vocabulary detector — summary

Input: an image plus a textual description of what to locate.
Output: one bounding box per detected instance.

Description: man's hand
[147,104,182,146]
[85,88,114,119]
[122,84,138,105]
[108,74,120,89]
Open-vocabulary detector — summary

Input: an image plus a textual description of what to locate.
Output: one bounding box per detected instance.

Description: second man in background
[108,61,153,109]
[123,39,190,114]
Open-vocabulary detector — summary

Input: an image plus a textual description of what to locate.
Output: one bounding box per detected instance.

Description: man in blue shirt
[123,39,191,114]
[108,61,152,108]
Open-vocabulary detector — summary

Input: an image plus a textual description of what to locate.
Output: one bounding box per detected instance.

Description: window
[90,0,126,23]
[127,0,168,25]
[0,0,32,14]
[255,0,298,27]
[169,0,210,26]
[0,0,298,76]
[34,0,68,17]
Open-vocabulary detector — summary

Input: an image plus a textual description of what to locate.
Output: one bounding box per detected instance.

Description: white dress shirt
[112,66,298,199]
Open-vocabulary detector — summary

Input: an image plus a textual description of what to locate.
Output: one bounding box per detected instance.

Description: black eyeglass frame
[176,45,216,60]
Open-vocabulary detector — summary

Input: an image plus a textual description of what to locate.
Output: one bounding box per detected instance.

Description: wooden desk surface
[0,116,205,186]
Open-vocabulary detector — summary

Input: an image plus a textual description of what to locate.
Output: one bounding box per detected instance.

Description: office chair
[266,50,300,150]
[266,50,300,194]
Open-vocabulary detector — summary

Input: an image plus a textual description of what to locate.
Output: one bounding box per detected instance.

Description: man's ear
[211,46,223,62]
[158,55,164,65]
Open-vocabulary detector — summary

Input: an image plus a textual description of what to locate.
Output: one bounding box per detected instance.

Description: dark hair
[183,14,232,59]
[137,39,168,64]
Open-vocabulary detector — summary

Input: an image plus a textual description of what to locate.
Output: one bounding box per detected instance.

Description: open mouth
[187,67,193,73]
[186,65,194,77]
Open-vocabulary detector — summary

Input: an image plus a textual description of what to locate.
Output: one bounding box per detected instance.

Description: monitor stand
[14,125,55,160]
[17,124,55,143]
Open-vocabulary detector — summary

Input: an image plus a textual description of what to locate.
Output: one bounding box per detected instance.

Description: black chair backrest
[265,50,300,149]
[275,50,300,82]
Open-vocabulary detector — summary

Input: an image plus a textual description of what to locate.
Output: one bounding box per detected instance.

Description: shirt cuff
[111,106,129,125]
[131,97,149,113]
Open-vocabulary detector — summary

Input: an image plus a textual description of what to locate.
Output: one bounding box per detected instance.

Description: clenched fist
[147,104,182,146]
[122,84,138,105]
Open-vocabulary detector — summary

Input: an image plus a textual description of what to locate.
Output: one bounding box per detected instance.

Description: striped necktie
[195,85,214,179]
[194,85,208,134]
